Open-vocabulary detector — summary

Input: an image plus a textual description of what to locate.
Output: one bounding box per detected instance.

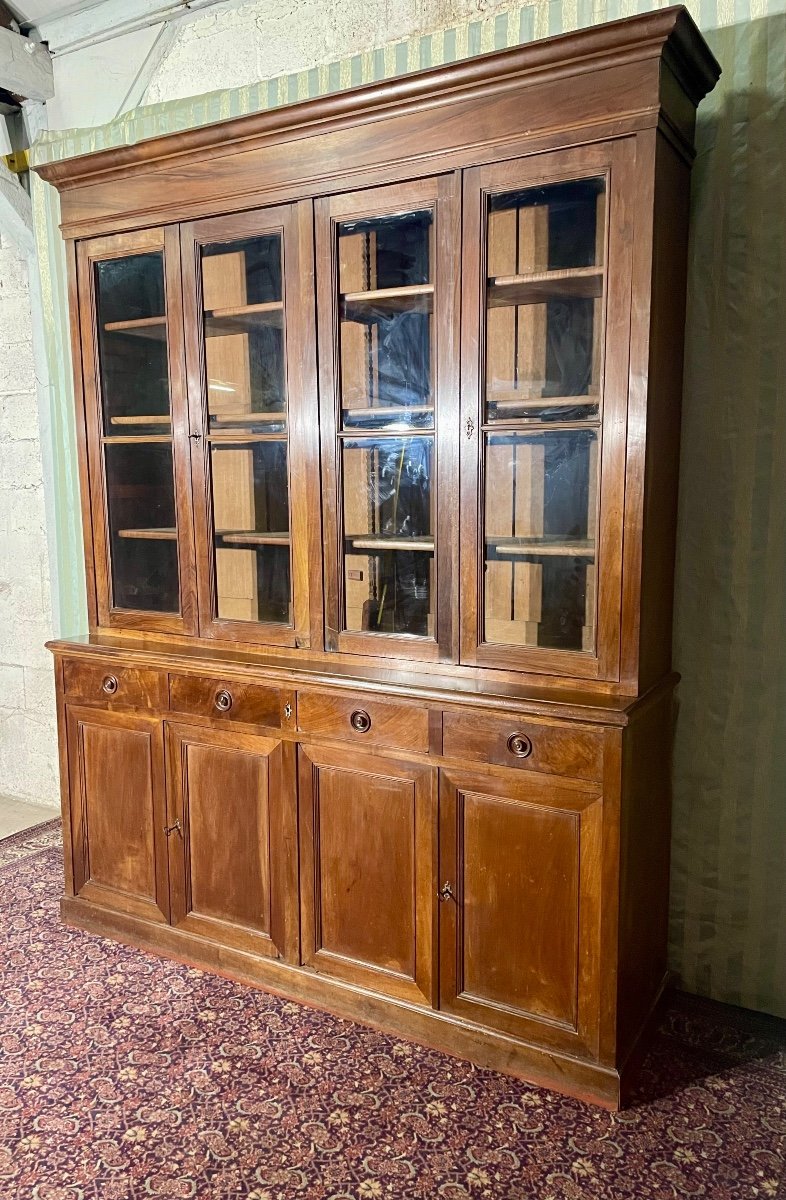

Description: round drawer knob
[350,709,372,734]
[102,675,118,696]
[214,689,233,713]
[507,732,533,759]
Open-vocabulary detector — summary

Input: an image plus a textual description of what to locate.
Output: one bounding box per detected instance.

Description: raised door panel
[298,744,436,1004]
[459,141,635,681]
[166,724,298,960]
[76,228,197,636]
[439,768,602,1055]
[66,706,169,922]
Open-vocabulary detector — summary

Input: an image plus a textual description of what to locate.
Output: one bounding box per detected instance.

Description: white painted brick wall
[0,230,59,809]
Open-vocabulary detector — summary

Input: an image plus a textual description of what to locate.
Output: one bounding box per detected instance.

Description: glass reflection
[483,429,598,652]
[485,178,605,423]
[342,435,433,636]
[338,210,434,432]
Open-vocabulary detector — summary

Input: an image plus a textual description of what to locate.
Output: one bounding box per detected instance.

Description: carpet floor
[0,823,784,1200]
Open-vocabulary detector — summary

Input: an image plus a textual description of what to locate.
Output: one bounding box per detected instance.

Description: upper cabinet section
[77,229,197,635]
[57,12,719,690]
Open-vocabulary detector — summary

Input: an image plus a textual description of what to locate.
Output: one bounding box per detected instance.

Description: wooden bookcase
[36,7,720,1107]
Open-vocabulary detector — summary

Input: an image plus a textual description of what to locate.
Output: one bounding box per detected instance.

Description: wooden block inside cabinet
[63,659,167,711]
[297,690,430,754]
[442,709,604,781]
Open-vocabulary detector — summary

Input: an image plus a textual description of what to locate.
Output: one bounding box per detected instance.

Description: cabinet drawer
[297,690,430,754]
[63,659,166,710]
[168,674,286,728]
[442,710,603,782]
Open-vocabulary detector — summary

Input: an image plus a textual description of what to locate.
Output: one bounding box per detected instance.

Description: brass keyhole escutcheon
[214,689,233,712]
[439,881,454,902]
[350,709,371,734]
[102,675,118,695]
[507,732,533,759]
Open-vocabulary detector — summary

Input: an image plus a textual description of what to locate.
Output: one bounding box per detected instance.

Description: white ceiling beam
[0,23,54,99]
[32,0,232,57]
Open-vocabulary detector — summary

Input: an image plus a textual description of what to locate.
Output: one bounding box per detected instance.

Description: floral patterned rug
[1,822,784,1200]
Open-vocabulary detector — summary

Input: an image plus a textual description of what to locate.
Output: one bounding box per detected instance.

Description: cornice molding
[34,6,720,192]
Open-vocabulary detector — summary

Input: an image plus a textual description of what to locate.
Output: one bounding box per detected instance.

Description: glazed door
[460,142,635,679]
[180,204,322,648]
[316,175,460,662]
[298,744,437,1004]
[76,229,197,634]
[165,724,298,961]
[438,767,603,1055]
[66,705,170,922]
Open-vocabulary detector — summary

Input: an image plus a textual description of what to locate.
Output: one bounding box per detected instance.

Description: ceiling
[9,0,102,28]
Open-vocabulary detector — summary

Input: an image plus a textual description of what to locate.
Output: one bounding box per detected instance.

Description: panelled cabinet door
[66,706,170,922]
[76,229,197,634]
[438,768,603,1056]
[180,204,322,649]
[165,724,298,961]
[460,141,635,680]
[298,744,437,1004]
[315,176,461,663]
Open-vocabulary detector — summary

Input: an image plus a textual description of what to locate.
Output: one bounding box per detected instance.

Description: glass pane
[200,233,292,626]
[209,440,291,624]
[338,210,434,431]
[483,429,598,652]
[342,435,434,637]
[95,252,180,615]
[96,253,169,437]
[105,443,179,613]
[485,178,606,423]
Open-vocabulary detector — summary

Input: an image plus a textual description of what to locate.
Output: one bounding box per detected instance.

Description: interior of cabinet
[482,178,606,654]
[199,234,292,627]
[337,209,436,640]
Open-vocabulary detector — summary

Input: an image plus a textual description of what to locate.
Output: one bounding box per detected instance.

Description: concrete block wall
[0,230,59,810]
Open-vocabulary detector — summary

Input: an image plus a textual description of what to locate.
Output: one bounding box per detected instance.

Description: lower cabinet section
[165,724,298,961]
[298,744,437,1005]
[60,689,623,1104]
[438,768,603,1056]
[66,705,170,923]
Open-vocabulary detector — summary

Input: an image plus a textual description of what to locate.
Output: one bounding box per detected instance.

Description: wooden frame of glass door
[180,202,322,649]
[315,175,460,663]
[76,227,197,635]
[459,142,635,681]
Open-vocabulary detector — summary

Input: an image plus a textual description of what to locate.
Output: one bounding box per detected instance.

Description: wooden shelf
[204,301,284,334]
[488,394,599,412]
[343,403,434,421]
[104,316,166,340]
[207,432,288,444]
[117,527,177,540]
[209,411,286,424]
[216,531,290,546]
[488,267,604,306]
[347,535,435,553]
[103,435,172,445]
[109,415,172,426]
[488,537,595,558]
[342,284,433,321]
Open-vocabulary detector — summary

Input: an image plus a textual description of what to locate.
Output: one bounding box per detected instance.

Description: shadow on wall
[670,13,786,1018]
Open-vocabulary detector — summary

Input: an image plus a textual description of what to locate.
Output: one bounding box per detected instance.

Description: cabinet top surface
[35,5,719,194]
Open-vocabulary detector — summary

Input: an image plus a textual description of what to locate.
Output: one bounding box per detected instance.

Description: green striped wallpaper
[29,0,786,1017]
